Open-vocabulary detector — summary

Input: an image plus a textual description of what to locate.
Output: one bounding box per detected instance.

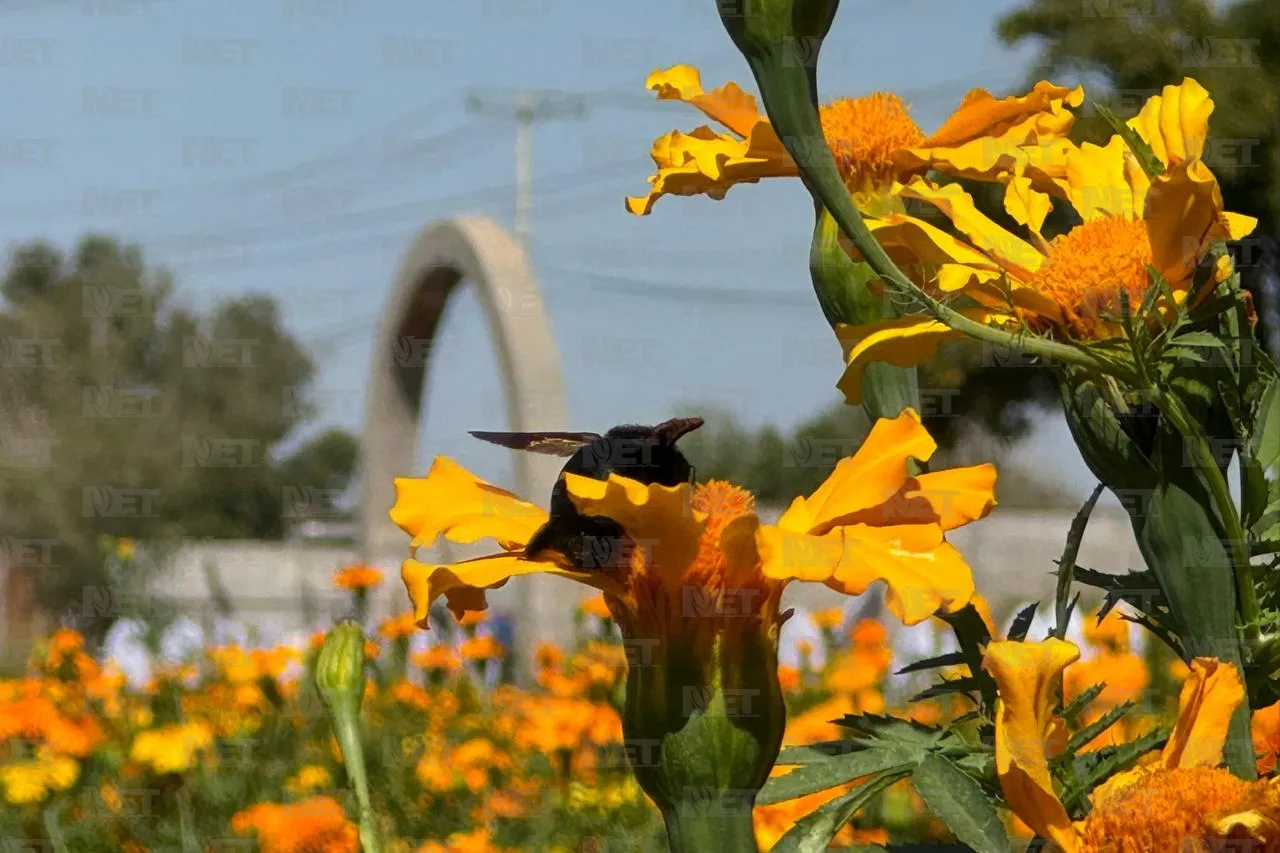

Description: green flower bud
[717,0,839,62]
[315,621,366,713]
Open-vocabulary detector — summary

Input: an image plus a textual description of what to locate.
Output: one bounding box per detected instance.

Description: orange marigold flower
[332,565,383,591]
[413,645,461,673]
[811,608,845,631]
[1253,701,1280,777]
[579,593,613,621]
[378,611,419,640]
[231,797,358,853]
[458,636,504,662]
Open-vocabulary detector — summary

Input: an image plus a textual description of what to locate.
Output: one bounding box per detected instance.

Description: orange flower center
[819,94,925,195]
[687,480,758,586]
[1028,216,1154,339]
[1079,767,1251,853]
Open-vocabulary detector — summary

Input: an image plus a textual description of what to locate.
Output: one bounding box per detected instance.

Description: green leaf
[1169,330,1229,349]
[1053,701,1135,765]
[1253,377,1280,474]
[1060,683,1105,729]
[770,769,910,853]
[1092,101,1165,178]
[758,744,923,805]
[896,651,967,675]
[1059,727,1168,816]
[911,755,1009,853]
[1007,601,1039,642]
[1053,484,1104,640]
[911,676,982,703]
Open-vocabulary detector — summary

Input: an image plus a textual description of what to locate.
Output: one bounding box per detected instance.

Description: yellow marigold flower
[129,722,214,775]
[849,617,888,648]
[836,79,1259,403]
[458,635,505,662]
[983,638,1280,852]
[231,796,359,853]
[284,765,332,796]
[626,64,1082,214]
[378,611,419,640]
[415,828,515,853]
[394,410,995,633]
[0,755,79,805]
[579,593,613,620]
[332,564,383,591]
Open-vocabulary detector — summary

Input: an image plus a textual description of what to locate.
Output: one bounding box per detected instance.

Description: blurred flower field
[3,562,1251,853]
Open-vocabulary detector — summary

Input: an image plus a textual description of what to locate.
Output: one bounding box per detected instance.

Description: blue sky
[0,0,1102,499]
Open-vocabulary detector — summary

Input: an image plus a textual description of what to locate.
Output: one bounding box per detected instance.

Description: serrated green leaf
[1164,346,1208,364]
[1253,378,1280,474]
[833,714,950,747]
[896,652,967,675]
[911,676,982,703]
[1053,701,1135,765]
[1170,330,1229,349]
[758,744,922,805]
[770,769,910,853]
[776,742,859,766]
[911,755,1009,853]
[1060,683,1105,729]
[1007,602,1039,642]
[1059,727,1168,816]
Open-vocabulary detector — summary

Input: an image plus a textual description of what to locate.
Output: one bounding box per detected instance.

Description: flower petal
[1162,657,1244,770]
[625,122,794,215]
[757,522,974,624]
[983,639,1082,853]
[904,82,1084,181]
[645,64,763,138]
[401,554,617,629]
[835,312,1002,407]
[1127,78,1213,169]
[389,457,548,552]
[901,465,999,531]
[1064,136,1147,221]
[562,472,704,576]
[776,410,936,535]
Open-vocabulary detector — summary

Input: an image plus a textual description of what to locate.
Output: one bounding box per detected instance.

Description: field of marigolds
[7,563,1275,852]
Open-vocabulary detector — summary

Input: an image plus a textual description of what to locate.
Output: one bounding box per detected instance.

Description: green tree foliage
[0,235,358,641]
[997,0,1280,352]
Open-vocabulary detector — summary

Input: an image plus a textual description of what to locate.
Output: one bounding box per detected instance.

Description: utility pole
[465,87,587,255]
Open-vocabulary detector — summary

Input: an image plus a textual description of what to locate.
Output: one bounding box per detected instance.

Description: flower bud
[315,621,367,713]
[717,0,838,62]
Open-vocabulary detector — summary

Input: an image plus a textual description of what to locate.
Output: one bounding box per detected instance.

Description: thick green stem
[741,48,1138,385]
[663,795,759,853]
[41,803,70,853]
[330,699,383,853]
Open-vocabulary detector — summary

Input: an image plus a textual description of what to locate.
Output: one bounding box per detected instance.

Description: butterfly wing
[469,431,603,457]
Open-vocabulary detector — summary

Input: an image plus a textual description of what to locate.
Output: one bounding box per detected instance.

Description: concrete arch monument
[359,215,569,564]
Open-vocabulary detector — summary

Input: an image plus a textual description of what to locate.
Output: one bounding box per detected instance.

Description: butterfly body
[470,418,704,570]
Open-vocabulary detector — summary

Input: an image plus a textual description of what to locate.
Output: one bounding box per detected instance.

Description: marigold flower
[413,644,461,673]
[626,64,1082,214]
[835,79,1259,403]
[231,797,359,853]
[983,638,1280,852]
[332,565,384,591]
[810,607,844,631]
[129,722,214,776]
[0,754,79,805]
[1082,608,1132,653]
[1254,701,1280,777]
[394,410,993,633]
[284,765,333,796]
[378,611,419,640]
[458,636,505,662]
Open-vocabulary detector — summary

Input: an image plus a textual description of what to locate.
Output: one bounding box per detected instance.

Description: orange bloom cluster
[231,796,359,853]
[332,564,384,591]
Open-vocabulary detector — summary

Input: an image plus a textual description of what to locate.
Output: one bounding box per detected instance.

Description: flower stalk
[315,621,383,853]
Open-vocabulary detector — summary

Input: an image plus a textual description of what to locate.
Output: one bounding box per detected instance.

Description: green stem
[1158,390,1259,640]
[741,48,1139,385]
[41,802,70,853]
[330,698,383,853]
[1052,484,1105,640]
[662,795,759,853]
[176,785,200,853]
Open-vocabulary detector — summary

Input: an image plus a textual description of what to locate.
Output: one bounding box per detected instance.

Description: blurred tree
[996,0,1280,354]
[0,235,358,644]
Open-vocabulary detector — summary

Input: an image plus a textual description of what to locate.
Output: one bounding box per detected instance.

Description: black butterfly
[470,418,704,571]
